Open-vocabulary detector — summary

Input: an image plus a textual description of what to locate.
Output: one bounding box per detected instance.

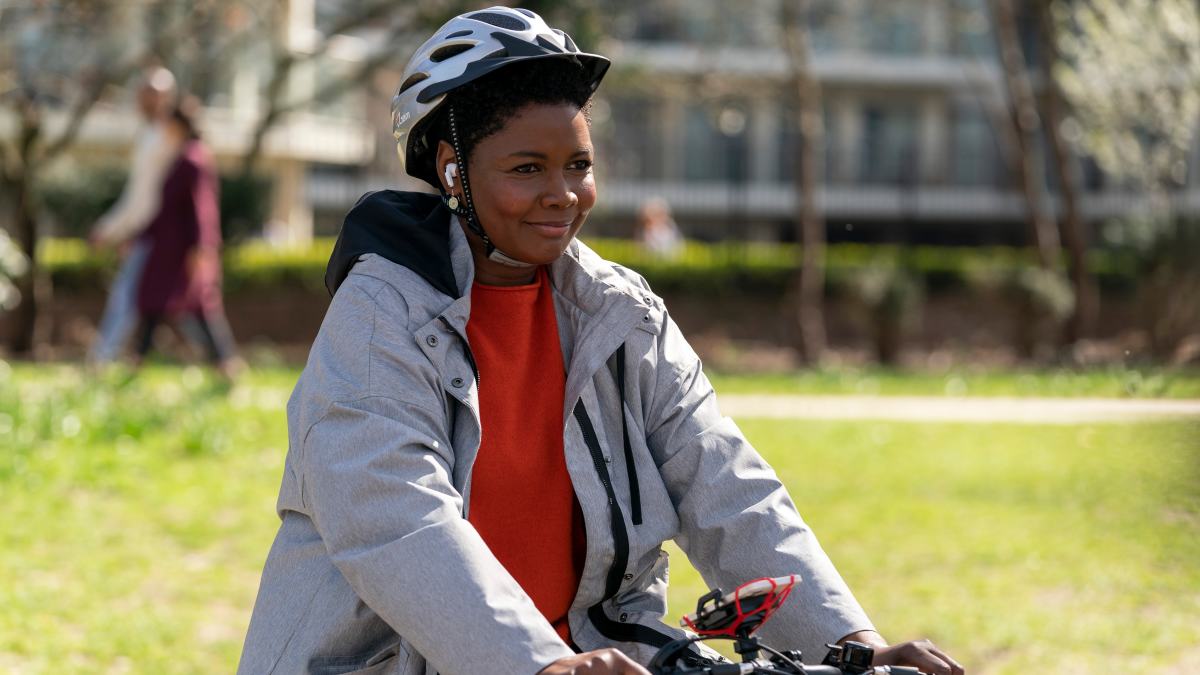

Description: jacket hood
[325,190,459,298]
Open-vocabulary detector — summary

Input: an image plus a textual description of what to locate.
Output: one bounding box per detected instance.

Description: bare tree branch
[40,4,212,163]
[237,0,416,174]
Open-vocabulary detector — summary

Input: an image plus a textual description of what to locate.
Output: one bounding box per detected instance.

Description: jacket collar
[327,190,657,356]
[438,218,655,337]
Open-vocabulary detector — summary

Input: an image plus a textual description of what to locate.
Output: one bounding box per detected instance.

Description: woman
[239,8,962,675]
[133,100,240,379]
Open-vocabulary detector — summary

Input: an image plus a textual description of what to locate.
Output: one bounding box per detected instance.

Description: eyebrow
[505,148,593,159]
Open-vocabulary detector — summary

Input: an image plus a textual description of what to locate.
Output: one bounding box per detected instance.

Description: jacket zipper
[450,311,671,648]
[572,399,677,650]
[612,344,642,525]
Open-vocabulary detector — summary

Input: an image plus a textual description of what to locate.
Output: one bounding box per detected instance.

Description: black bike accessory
[681,575,798,638]
[753,642,806,673]
[820,641,875,674]
[646,636,727,673]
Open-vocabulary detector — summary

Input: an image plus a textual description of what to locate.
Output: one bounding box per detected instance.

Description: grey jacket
[238,193,873,675]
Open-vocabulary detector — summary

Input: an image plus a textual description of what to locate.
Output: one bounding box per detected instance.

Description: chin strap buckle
[486,247,536,268]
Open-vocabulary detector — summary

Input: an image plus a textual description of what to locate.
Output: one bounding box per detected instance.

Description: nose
[540,170,578,210]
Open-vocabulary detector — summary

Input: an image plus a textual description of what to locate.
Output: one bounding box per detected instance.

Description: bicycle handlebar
[656,662,923,675]
[648,576,926,675]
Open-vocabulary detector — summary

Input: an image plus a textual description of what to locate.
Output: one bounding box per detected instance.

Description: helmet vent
[467,11,529,30]
[397,72,429,95]
[429,43,473,63]
[554,29,578,52]
[444,29,472,39]
[535,35,563,52]
[515,8,537,18]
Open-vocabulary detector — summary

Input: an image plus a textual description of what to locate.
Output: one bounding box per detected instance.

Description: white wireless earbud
[444,162,458,189]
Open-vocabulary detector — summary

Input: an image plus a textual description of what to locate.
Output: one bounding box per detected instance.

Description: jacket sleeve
[296,279,574,674]
[643,311,875,662]
[92,126,176,245]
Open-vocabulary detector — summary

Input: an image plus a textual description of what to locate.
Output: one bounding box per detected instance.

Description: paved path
[717,395,1200,424]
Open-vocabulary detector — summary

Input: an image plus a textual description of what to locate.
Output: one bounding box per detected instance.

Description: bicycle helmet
[391,7,610,265]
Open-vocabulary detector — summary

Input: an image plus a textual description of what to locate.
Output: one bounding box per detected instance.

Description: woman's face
[439,102,596,285]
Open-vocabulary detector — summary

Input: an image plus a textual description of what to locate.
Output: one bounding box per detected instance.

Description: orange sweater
[466,266,585,644]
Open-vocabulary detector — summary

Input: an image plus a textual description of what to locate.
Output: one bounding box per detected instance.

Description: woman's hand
[838,631,963,675]
[538,648,651,675]
[873,639,963,675]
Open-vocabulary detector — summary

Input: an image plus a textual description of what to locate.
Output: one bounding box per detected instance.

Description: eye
[569,159,593,171]
[512,163,540,174]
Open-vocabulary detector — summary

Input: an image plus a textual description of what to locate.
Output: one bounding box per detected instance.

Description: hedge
[36,236,1141,297]
[38,168,272,242]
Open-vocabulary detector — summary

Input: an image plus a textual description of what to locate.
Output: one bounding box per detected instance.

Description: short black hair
[417,57,595,187]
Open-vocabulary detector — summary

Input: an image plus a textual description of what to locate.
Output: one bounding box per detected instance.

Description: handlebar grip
[706,664,751,675]
[792,662,921,667]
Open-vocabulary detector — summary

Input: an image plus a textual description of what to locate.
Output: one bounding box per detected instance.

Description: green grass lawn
[1,363,1197,673]
[706,365,1200,398]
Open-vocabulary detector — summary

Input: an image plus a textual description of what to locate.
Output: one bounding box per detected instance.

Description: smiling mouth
[526,219,574,236]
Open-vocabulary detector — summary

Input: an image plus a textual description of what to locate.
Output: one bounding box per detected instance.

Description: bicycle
[648,576,925,675]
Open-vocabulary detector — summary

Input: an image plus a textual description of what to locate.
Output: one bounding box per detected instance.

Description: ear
[435,140,457,194]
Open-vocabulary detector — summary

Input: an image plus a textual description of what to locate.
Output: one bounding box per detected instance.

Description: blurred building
[579,0,1200,244]
[307,0,1200,245]
[21,1,1193,246]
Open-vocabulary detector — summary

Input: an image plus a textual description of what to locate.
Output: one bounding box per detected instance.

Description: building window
[603,96,664,181]
[623,0,687,42]
[808,0,848,54]
[949,103,1000,186]
[860,104,919,184]
[949,0,995,57]
[1080,156,1106,192]
[612,0,779,47]
[778,102,836,183]
[683,103,751,182]
[860,0,924,55]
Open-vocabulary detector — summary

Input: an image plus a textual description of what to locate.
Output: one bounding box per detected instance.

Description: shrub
[37,235,1142,300]
[1008,267,1076,359]
[37,166,127,238]
[35,165,273,242]
[845,258,925,365]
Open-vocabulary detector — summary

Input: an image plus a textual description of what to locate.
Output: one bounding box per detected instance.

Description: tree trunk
[4,111,43,355]
[876,313,903,366]
[1034,0,1096,345]
[7,176,40,355]
[989,0,1061,269]
[782,0,827,364]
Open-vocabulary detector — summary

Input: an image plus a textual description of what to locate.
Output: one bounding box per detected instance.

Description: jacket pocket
[308,642,409,675]
[615,548,670,613]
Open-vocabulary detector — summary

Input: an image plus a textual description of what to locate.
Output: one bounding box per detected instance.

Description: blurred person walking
[132,99,242,380]
[87,66,180,365]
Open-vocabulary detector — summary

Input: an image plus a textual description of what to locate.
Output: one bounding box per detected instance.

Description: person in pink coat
[133,100,241,380]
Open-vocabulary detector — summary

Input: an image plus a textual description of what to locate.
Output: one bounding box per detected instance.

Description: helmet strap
[446,105,534,269]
